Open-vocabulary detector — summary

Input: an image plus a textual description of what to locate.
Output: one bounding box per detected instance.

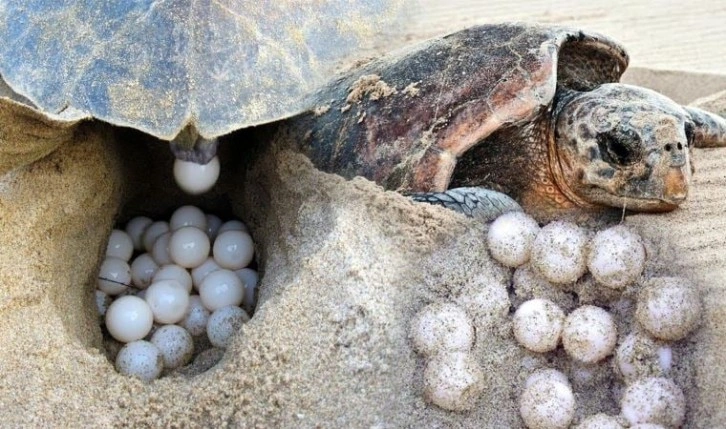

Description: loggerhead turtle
[289,23,726,221]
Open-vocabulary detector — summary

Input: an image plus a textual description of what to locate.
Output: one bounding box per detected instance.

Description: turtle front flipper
[684,107,726,148]
[169,126,218,165]
[410,187,522,222]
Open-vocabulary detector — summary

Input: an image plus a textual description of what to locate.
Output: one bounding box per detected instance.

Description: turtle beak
[663,166,688,203]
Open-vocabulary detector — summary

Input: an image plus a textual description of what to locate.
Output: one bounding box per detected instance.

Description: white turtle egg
[150,325,194,369]
[562,305,617,363]
[423,351,484,411]
[144,279,190,324]
[636,277,701,341]
[576,413,624,429]
[130,253,159,289]
[487,211,540,267]
[180,295,211,336]
[213,230,254,270]
[218,220,248,235]
[125,216,153,251]
[410,302,474,357]
[169,226,210,269]
[191,257,221,290]
[153,264,193,293]
[531,221,588,284]
[115,340,163,382]
[205,214,223,240]
[142,220,170,253]
[235,268,259,314]
[173,156,220,195]
[207,305,250,348]
[97,257,132,295]
[170,205,208,231]
[95,290,111,317]
[621,377,685,428]
[615,332,672,382]
[519,371,575,429]
[151,231,173,266]
[105,295,154,343]
[199,269,244,311]
[106,229,134,261]
[587,226,646,289]
[524,369,570,389]
[512,299,565,353]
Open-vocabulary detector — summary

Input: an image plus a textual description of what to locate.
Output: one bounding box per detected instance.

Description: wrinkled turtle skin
[286,23,726,220]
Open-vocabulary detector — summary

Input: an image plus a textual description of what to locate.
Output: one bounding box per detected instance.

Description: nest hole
[95,125,272,379]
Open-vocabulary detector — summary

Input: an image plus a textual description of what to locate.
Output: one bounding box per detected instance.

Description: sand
[1,4,726,428]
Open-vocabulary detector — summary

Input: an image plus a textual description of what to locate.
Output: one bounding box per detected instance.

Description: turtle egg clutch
[95,205,258,381]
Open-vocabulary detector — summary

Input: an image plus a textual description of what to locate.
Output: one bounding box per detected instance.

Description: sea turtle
[286,23,726,221]
[0,0,404,173]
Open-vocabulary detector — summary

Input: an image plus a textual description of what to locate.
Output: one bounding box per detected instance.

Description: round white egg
[142,220,170,253]
[207,305,250,348]
[169,226,210,269]
[150,325,194,369]
[577,413,624,429]
[487,211,540,267]
[423,351,484,411]
[512,299,565,353]
[562,305,617,363]
[531,221,588,284]
[410,302,474,357]
[97,257,132,295]
[519,372,575,429]
[191,257,221,290]
[180,295,211,336]
[151,231,173,266]
[636,277,701,341]
[235,268,259,313]
[105,295,154,343]
[115,340,163,382]
[524,369,570,390]
[218,220,248,235]
[199,269,245,311]
[621,377,685,428]
[173,156,220,195]
[106,229,134,261]
[129,253,159,289]
[153,264,193,293]
[213,230,254,270]
[587,225,646,289]
[206,214,223,240]
[125,216,153,251]
[170,205,208,231]
[615,332,672,382]
[144,279,190,324]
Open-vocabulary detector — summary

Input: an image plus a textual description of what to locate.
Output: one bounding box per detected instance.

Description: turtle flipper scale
[410,187,522,222]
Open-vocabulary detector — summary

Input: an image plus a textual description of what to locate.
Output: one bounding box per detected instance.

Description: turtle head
[554,84,699,212]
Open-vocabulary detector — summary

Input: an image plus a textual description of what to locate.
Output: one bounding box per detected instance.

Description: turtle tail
[409,187,522,222]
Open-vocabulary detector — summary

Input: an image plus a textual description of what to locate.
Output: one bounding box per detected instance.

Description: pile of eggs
[488,212,699,429]
[95,205,258,381]
[410,211,701,428]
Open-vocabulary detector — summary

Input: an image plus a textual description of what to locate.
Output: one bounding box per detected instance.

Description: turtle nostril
[664,143,672,152]
[677,142,683,150]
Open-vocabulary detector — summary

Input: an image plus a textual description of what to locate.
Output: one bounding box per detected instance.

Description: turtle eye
[596,131,642,166]
[684,122,695,147]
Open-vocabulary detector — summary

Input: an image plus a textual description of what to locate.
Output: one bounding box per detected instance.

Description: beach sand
[1,3,725,427]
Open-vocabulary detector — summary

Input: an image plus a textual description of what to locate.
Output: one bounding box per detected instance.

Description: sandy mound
[0,94,724,428]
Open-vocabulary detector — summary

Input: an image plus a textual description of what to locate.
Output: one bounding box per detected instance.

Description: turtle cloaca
[288,23,726,221]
